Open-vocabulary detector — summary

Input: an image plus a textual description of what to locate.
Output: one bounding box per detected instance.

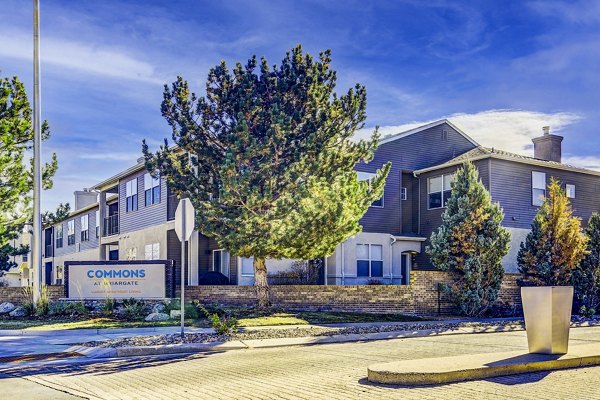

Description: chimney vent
[532,126,563,163]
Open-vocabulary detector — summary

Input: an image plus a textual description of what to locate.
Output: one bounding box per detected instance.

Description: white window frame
[212,249,230,277]
[56,224,63,248]
[356,243,384,278]
[357,171,384,208]
[126,247,137,260]
[532,171,547,206]
[427,174,454,210]
[126,178,138,212]
[95,210,100,238]
[144,173,161,206]
[566,184,576,199]
[401,187,407,201]
[144,243,160,260]
[80,214,89,242]
[67,220,75,245]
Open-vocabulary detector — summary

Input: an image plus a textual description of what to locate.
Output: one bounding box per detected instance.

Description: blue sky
[1,0,599,210]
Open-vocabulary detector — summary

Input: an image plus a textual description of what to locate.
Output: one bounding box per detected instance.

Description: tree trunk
[254,257,271,308]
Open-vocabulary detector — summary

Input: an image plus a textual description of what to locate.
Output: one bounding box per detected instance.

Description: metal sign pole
[32,0,43,304]
[180,203,185,338]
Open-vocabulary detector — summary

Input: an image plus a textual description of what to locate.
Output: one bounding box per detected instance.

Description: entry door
[401,254,411,285]
[44,262,53,285]
[212,250,230,278]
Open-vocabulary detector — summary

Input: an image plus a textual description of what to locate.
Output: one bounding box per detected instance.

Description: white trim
[392,235,427,242]
[379,119,479,147]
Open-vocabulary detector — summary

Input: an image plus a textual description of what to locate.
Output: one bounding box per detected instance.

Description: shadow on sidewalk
[0,350,224,379]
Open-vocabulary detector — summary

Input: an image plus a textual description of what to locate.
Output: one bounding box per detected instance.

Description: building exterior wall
[118,169,168,234]
[490,158,600,230]
[358,123,478,236]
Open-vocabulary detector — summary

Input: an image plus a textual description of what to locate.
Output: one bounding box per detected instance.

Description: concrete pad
[367,342,600,385]
[0,373,81,399]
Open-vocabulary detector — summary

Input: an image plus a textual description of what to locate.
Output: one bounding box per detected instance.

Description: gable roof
[378,119,479,146]
[414,146,600,177]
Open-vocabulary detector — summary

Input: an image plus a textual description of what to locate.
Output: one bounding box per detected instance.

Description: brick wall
[180,271,523,316]
[0,272,522,316]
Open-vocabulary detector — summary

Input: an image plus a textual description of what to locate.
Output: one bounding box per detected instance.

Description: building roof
[90,161,146,191]
[379,119,479,146]
[414,146,600,177]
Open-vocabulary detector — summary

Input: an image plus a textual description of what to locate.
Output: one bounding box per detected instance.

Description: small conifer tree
[573,213,600,316]
[427,161,511,317]
[517,178,588,286]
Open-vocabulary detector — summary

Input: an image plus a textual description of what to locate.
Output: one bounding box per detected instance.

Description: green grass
[0,310,426,331]
[0,317,207,331]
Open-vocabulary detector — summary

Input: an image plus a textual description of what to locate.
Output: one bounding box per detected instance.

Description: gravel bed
[81,320,528,348]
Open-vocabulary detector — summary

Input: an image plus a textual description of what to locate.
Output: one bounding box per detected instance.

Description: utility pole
[32,0,43,304]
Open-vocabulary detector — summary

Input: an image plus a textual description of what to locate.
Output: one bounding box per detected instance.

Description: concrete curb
[367,343,600,385]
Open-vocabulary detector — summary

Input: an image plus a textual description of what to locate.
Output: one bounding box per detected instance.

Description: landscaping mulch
[81,319,528,348]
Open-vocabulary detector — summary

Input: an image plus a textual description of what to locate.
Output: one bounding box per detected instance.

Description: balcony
[104,214,119,236]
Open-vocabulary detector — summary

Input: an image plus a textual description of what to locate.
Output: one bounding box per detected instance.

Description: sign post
[175,198,195,338]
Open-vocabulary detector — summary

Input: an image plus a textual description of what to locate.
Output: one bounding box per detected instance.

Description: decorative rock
[9,306,27,317]
[145,312,170,322]
[0,302,15,315]
[170,310,181,319]
[152,303,166,314]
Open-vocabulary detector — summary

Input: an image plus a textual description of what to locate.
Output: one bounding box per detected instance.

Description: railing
[104,214,119,236]
[45,245,53,258]
[167,194,178,221]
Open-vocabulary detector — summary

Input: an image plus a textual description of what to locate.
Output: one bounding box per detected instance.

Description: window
[95,210,100,238]
[126,178,138,212]
[144,243,160,260]
[566,184,576,199]
[213,249,231,277]
[356,244,383,277]
[56,225,63,248]
[442,129,448,140]
[532,171,546,206]
[401,187,407,201]
[241,257,254,276]
[428,174,454,209]
[357,171,384,208]
[80,214,89,242]
[144,173,161,206]
[126,247,137,260]
[67,220,75,246]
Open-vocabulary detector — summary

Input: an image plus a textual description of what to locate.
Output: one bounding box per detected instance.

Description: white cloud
[0,29,163,84]
[563,156,600,170]
[357,109,582,154]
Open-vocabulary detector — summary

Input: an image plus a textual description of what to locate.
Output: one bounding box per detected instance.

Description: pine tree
[426,161,510,317]
[42,203,71,226]
[0,73,58,277]
[517,178,588,286]
[573,213,600,315]
[143,46,390,307]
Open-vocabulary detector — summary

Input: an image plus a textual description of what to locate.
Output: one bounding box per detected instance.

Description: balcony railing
[104,214,119,236]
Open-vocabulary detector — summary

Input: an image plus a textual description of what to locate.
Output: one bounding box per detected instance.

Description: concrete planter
[521,286,573,354]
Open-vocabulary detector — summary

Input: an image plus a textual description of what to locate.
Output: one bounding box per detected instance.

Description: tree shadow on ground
[0,351,224,379]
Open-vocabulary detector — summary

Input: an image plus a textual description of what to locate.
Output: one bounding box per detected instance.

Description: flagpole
[32,0,43,304]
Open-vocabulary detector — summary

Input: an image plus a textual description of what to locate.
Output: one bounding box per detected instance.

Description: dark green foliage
[518,179,588,286]
[143,46,389,307]
[1,73,58,277]
[426,162,510,317]
[196,302,238,335]
[122,298,147,320]
[573,213,600,315]
[42,203,71,226]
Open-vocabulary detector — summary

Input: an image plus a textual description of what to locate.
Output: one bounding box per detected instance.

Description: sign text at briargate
[68,263,165,299]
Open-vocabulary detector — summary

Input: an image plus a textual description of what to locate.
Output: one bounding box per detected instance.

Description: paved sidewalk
[0,318,522,360]
[2,326,600,399]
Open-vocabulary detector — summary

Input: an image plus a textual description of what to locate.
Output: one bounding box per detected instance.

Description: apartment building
[37,120,600,287]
